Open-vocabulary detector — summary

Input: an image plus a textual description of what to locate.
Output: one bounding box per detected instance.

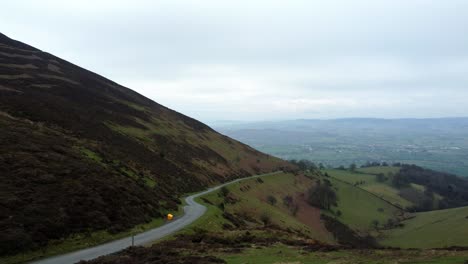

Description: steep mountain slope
[0,33,291,255]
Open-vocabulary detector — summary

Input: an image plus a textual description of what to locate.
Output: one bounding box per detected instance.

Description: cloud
[123,57,468,121]
[1,0,468,122]
[270,98,358,113]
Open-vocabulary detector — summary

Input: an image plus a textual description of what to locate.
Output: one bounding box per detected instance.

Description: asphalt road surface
[32,172,280,264]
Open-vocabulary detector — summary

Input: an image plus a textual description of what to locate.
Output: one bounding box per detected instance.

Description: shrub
[218,202,225,211]
[385,218,396,228]
[0,228,34,255]
[220,186,230,197]
[283,195,293,207]
[191,228,207,243]
[267,195,277,206]
[260,212,271,226]
[291,204,299,216]
[307,180,337,210]
[376,173,386,182]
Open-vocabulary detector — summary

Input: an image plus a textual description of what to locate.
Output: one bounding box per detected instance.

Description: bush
[218,202,225,211]
[283,195,293,207]
[307,180,337,210]
[283,195,299,215]
[267,195,277,206]
[289,159,318,171]
[220,186,230,197]
[385,218,396,228]
[191,228,208,243]
[260,212,271,226]
[291,204,299,216]
[0,228,34,255]
[392,173,409,188]
[376,173,386,182]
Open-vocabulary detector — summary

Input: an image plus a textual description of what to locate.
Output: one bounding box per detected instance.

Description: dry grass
[47,63,62,73]
[0,73,33,79]
[0,51,42,60]
[0,63,38,69]
[0,85,22,93]
[37,73,79,85]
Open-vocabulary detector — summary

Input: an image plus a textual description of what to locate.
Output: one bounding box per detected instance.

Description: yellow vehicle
[167,213,173,221]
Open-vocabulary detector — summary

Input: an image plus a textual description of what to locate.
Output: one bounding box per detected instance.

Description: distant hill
[0,33,291,255]
[215,118,468,176]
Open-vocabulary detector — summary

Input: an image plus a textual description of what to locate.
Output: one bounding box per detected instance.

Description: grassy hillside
[180,169,403,244]
[382,206,468,248]
[321,173,404,233]
[325,167,441,210]
[0,32,292,257]
[325,166,468,249]
[179,172,335,244]
[83,172,468,264]
[180,170,403,245]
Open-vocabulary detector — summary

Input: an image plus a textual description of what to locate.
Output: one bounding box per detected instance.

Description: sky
[2,0,468,123]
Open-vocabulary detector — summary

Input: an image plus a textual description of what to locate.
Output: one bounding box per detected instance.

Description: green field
[325,168,417,209]
[382,206,468,248]
[320,168,468,249]
[321,173,403,232]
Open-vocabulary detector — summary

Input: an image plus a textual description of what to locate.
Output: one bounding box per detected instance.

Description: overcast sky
[2,0,468,123]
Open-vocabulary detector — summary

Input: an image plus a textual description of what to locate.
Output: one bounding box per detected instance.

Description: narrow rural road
[32,172,280,264]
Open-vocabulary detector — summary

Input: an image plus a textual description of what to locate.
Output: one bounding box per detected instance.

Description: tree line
[394,164,468,211]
